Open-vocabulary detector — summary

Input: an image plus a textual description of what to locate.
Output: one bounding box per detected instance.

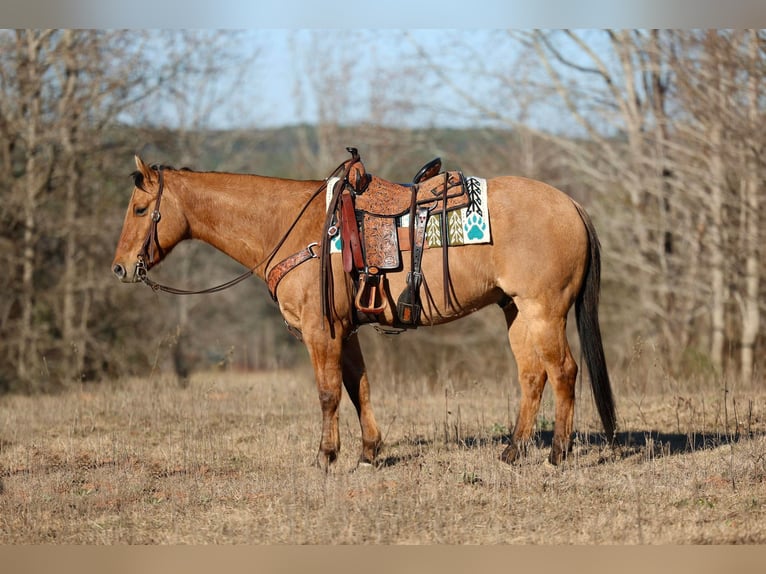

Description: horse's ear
[134,155,155,185]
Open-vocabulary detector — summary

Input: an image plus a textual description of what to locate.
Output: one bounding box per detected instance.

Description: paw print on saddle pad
[464,213,488,242]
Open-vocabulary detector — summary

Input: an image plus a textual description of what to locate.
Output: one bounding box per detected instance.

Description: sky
[123,29,610,132]
[2,1,765,132]
[120,29,532,131]
[149,29,640,136]
[207,30,481,130]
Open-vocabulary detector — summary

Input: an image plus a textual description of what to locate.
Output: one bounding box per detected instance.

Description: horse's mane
[131,164,193,191]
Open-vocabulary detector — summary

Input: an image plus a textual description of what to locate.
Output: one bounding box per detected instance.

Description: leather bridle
[135,166,166,284]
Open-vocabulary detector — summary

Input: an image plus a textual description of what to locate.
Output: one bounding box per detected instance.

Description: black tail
[572,201,617,441]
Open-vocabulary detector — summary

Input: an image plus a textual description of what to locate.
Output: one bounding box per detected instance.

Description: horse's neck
[178,172,322,274]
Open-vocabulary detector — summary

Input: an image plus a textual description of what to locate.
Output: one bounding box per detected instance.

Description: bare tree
[1,30,57,389]
[0,30,265,391]
[402,29,766,381]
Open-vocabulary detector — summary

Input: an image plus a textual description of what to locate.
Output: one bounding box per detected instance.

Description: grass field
[1,357,765,544]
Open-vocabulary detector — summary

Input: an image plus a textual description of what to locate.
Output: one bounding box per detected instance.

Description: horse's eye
[134,205,149,216]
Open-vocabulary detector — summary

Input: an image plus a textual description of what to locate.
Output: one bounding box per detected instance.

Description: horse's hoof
[499,444,520,465]
[314,450,339,472]
[361,439,383,464]
[548,443,568,466]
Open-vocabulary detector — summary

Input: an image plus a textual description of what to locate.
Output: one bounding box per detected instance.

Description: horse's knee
[317,387,341,411]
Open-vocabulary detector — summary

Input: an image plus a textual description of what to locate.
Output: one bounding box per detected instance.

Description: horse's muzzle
[112,263,133,282]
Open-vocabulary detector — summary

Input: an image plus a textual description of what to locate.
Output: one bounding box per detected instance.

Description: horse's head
[111,156,189,282]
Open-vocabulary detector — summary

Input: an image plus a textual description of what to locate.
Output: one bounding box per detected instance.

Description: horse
[111,153,617,469]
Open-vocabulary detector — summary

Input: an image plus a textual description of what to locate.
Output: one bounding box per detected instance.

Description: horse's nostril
[113,264,126,279]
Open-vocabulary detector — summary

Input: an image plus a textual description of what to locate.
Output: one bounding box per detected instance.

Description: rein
[135,162,346,296]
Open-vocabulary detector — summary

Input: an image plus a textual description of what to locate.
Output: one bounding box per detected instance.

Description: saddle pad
[326,176,490,253]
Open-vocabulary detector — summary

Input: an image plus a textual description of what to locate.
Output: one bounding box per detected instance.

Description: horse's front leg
[304,330,345,470]
[341,332,382,466]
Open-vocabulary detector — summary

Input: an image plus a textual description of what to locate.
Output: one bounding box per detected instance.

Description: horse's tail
[572,200,617,441]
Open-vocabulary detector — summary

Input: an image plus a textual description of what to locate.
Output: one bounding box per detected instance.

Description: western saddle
[325,147,469,327]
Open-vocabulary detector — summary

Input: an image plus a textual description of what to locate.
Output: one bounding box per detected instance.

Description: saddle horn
[413,157,442,184]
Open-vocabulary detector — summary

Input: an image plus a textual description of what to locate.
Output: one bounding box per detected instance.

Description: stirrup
[355,269,387,314]
[396,271,423,326]
[396,300,422,325]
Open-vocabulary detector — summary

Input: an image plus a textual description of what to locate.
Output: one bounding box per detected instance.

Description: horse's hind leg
[500,305,548,464]
[525,307,578,465]
[341,333,382,465]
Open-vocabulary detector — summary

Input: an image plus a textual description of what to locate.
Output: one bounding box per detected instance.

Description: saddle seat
[354,171,468,218]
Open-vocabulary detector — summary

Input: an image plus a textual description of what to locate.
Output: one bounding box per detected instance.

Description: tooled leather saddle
[327,147,469,327]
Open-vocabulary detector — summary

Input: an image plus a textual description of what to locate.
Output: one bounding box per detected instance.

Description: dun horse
[112,152,616,468]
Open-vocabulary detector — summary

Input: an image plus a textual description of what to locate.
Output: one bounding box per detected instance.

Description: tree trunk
[708,120,726,373]
[739,29,761,383]
[59,30,86,382]
[17,30,51,386]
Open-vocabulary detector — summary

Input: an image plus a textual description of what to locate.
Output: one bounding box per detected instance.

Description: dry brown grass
[1,362,765,544]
